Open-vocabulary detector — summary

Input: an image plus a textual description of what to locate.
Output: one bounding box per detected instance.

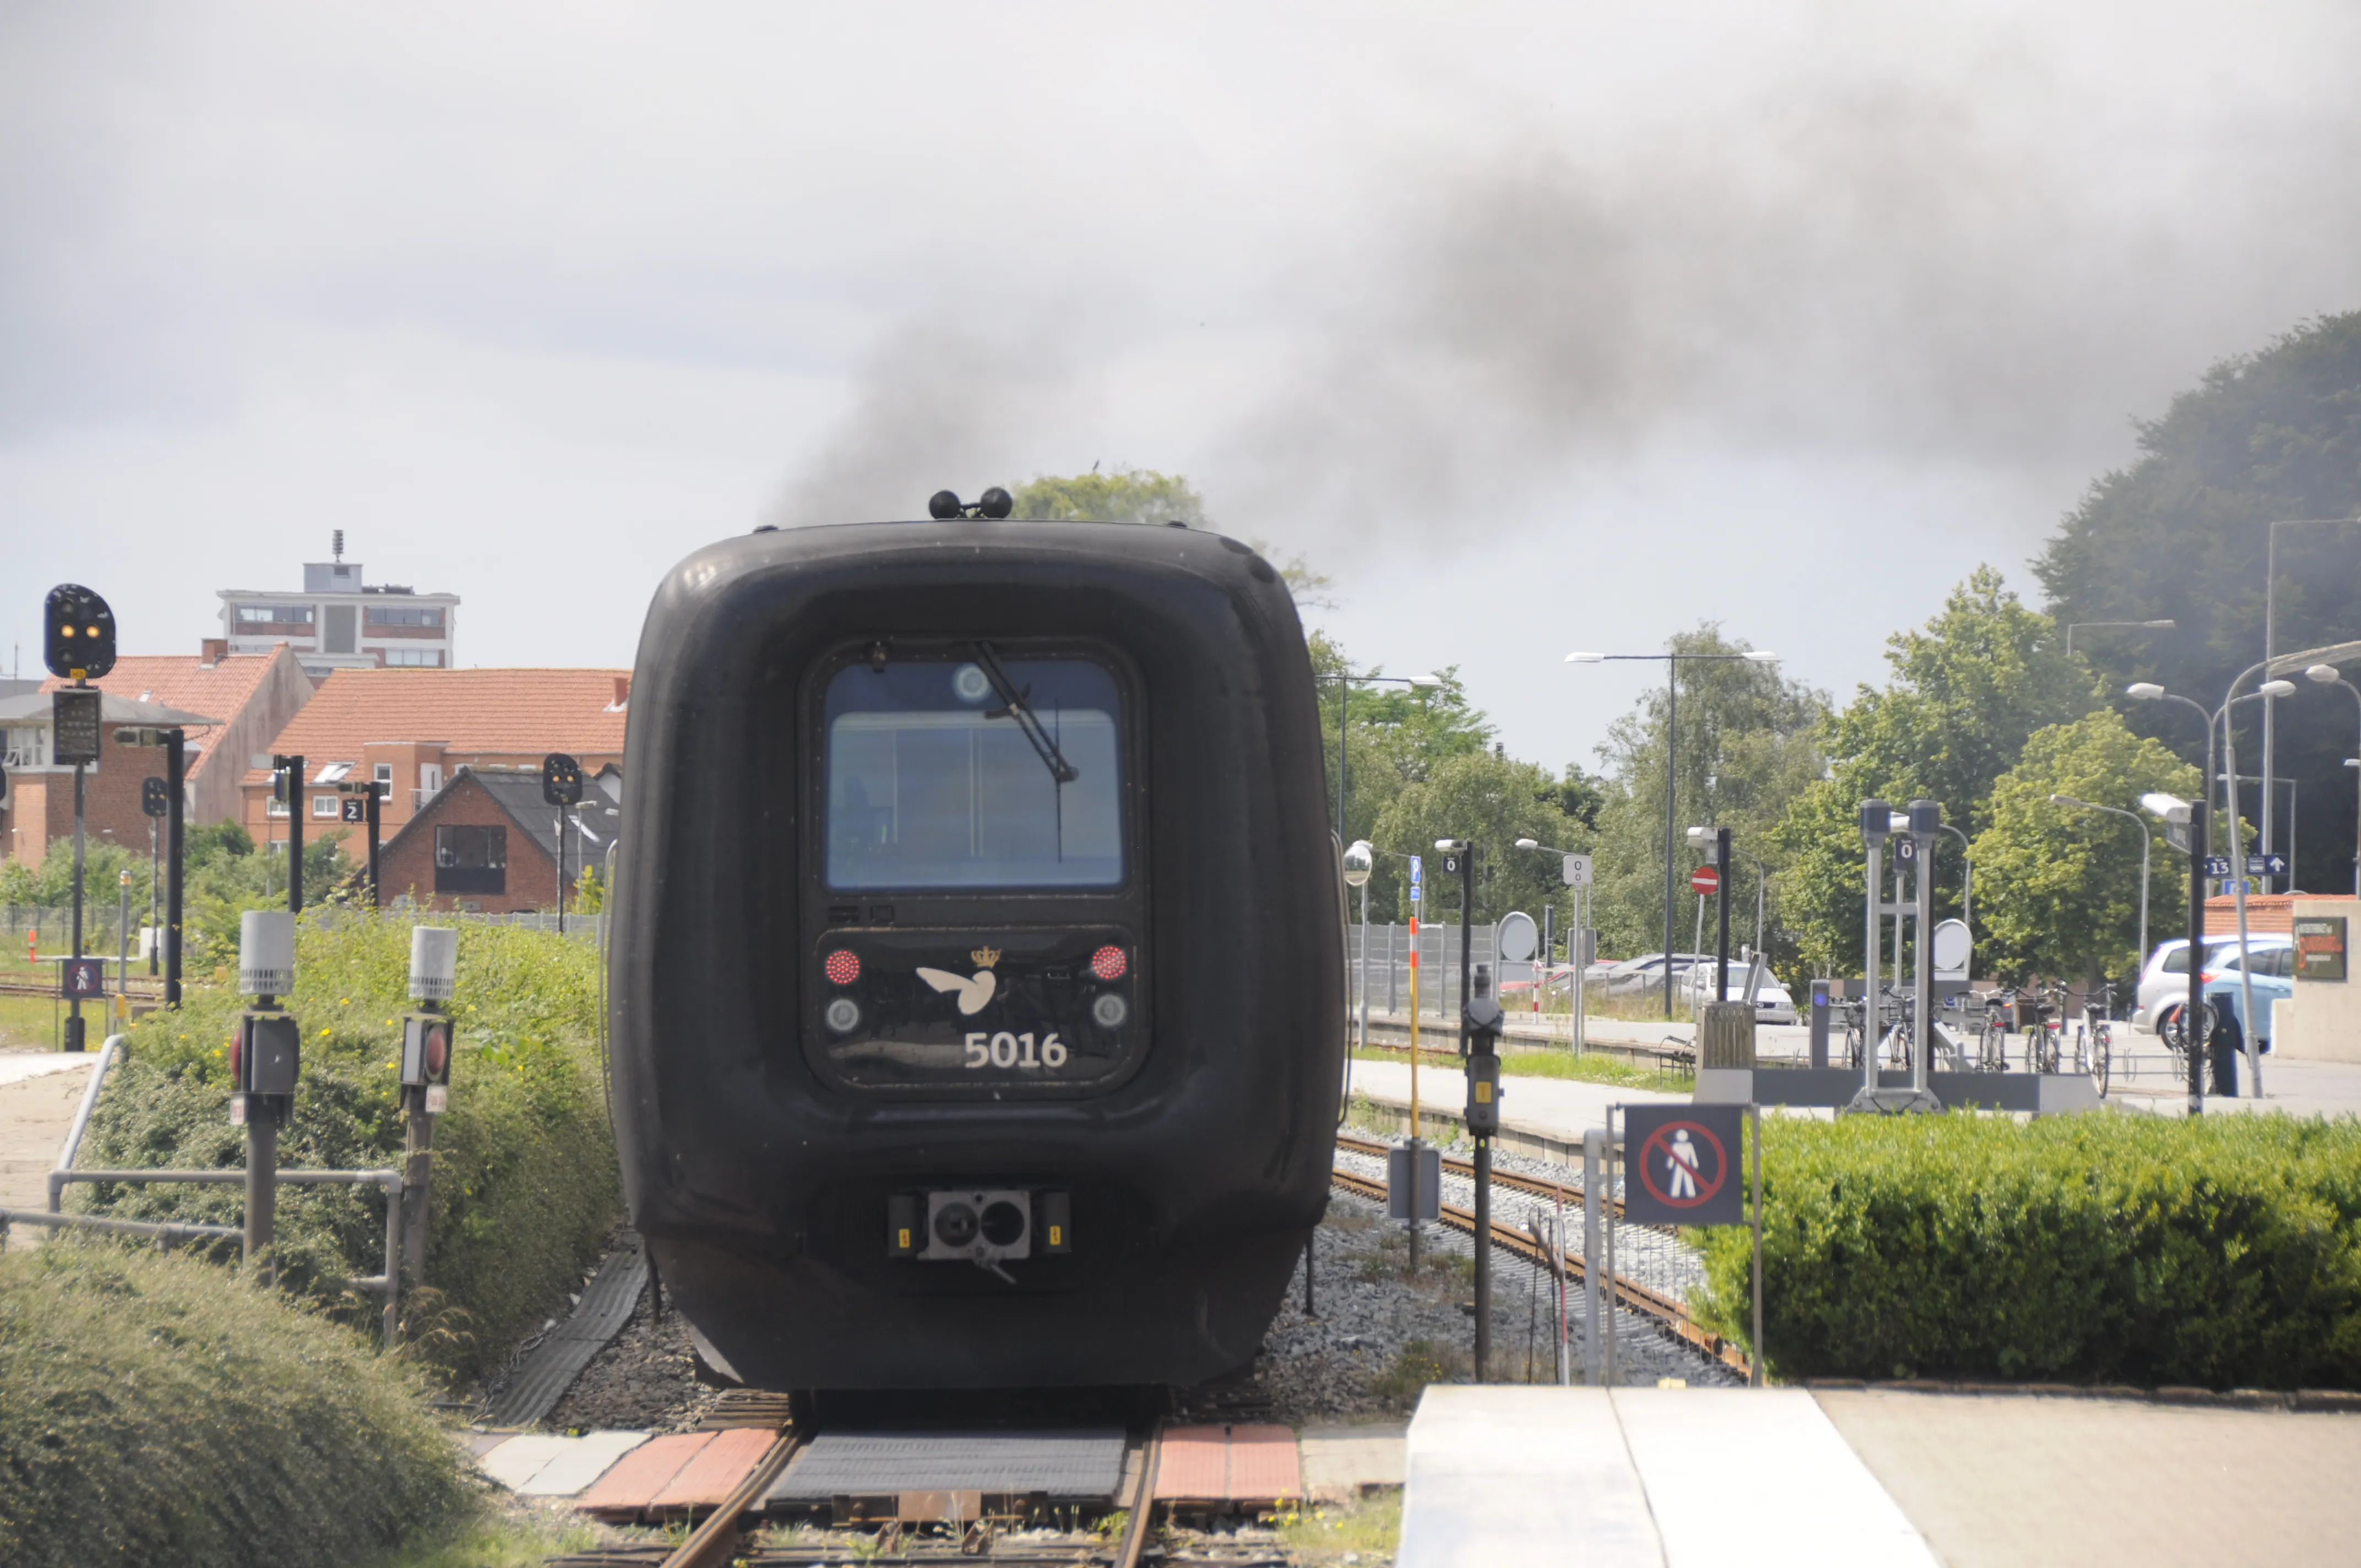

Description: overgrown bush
[73,912,618,1379]
[0,1243,472,1568]
[1693,1113,2361,1389]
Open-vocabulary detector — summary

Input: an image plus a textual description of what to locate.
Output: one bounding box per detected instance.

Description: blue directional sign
[2248,853,2288,876]
[2203,856,2234,878]
[1408,854,1422,900]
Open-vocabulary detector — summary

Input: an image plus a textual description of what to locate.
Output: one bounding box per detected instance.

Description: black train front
[607,514,1345,1390]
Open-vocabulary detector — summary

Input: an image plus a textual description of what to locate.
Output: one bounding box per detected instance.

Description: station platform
[1398,1384,2361,1567]
[1399,1385,1935,1567]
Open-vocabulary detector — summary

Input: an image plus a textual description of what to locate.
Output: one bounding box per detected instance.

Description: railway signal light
[43,583,117,680]
[542,752,584,807]
[400,1014,454,1106]
[142,777,170,818]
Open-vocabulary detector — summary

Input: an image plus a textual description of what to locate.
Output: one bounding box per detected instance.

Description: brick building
[378,764,622,913]
[240,667,629,862]
[3,641,313,869]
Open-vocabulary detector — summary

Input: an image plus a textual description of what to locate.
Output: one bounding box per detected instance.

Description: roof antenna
[333,529,345,563]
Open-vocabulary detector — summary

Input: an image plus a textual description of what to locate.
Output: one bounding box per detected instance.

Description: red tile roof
[244,667,630,783]
[40,646,293,780]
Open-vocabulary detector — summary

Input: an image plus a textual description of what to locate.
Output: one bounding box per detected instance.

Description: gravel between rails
[512,1142,1736,1435]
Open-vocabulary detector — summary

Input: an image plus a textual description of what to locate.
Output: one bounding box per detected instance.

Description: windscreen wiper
[972,642,1078,784]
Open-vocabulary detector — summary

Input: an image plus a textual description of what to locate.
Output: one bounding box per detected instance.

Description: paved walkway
[1399,1385,1935,1567]
[0,1053,94,1219]
[1819,1389,2361,1566]
[1346,1058,1681,1148]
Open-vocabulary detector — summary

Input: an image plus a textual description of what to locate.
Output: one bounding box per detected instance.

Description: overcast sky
[5,2,2357,772]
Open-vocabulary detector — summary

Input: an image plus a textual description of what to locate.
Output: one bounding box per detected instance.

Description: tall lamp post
[2049,794,2153,970]
[2304,663,2361,896]
[2142,791,2208,1117]
[1565,647,1780,1017]
[1323,671,1443,841]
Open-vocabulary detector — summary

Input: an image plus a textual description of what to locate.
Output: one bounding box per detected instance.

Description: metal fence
[1344,922,1539,1017]
[2,904,148,955]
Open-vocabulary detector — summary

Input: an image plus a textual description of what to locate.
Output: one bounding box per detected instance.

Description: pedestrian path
[1346,1058,1683,1153]
[0,1053,94,1220]
[1397,1385,1936,1568]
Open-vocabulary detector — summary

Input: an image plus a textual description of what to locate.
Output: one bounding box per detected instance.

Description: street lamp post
[2127,684,2219,865]
[2049,794,2153,969]
[1324,671,1443,842]
[1566,647,1780,1018]
[2304,664,2361,896]
[2143,792,2208,1116]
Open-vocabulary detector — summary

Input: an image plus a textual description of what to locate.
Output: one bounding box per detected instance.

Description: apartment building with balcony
[218,533,459,681]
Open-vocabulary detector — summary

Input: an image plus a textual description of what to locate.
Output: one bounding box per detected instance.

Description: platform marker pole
[1582,1128,1604,1385]
[1750,1102,1764,1389]
[1604,1104,1618,1384]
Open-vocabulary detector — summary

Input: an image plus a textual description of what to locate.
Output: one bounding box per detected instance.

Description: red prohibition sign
[1636,1119,1729,1210]
[1690,865,1720,895]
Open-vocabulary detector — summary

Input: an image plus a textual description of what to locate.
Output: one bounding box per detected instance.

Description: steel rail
[1112,1423,1163,1568]
[1329,1164,1751,1380]
[656,1425,807,1568]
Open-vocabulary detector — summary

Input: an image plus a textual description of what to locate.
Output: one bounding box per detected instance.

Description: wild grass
[70,911,617,1380]
[0,1243,472,1568]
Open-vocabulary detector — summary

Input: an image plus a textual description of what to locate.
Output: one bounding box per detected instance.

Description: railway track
[1328,1153,1751,1381]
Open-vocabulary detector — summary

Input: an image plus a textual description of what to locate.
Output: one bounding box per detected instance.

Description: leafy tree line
[977,341,2361,993]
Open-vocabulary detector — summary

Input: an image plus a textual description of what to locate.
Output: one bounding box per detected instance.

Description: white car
[2132,935,2293,1031]
[1679,957,1798,1025]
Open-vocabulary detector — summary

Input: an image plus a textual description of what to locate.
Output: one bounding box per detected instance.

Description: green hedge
[1694,1113,2361,1389]
[74,913,618,1379]
[0,1244,471,1568]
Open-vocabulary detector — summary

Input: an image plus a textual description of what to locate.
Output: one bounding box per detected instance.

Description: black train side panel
[608,519,1344,1389]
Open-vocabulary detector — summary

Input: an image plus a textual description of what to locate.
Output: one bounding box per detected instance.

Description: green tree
[1586,625,1829,971]
[1015,468,1333,606]
[2037,311,2361,893]
[1369,749,1593,932]
[1969,711,2204,986]
[1776,568,2096,974]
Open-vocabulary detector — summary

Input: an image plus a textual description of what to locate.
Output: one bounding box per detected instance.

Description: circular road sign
[1635,1118,1732,1212]
[1690,865,1721,895]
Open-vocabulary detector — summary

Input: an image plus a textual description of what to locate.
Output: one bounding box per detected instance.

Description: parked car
[2201,960,2292,1053]
[1599,952,1711,998]
[1678,957,1798,1025]
[2135,934,2292,1032]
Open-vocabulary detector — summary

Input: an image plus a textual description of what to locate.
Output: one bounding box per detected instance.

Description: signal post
[43,584,117,1052]
[400,928,458,1286]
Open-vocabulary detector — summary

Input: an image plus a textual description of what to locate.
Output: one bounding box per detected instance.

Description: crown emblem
[970,946,1002,969]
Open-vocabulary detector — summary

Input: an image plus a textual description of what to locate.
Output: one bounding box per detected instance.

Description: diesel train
[607,496,1345,1391]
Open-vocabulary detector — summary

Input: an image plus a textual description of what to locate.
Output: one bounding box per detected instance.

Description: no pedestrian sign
[1622,1103,1745,1226]
[1689,865,1720,895]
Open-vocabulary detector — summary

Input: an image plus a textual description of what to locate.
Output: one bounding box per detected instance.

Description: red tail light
[824,950,861,986]
[1091,945,1128,981]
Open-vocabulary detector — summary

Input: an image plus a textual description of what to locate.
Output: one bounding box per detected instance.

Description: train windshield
[825,656,1125,889]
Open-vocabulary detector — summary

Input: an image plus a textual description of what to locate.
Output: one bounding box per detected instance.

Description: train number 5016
[964,1031,1068,1070]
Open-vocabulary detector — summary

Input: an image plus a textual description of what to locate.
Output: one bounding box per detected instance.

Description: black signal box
[542,752,584,807]
[400,1014,453,1089]
[142,777,170,818]
[43,583,117,680]
[240,1013,302,1098]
